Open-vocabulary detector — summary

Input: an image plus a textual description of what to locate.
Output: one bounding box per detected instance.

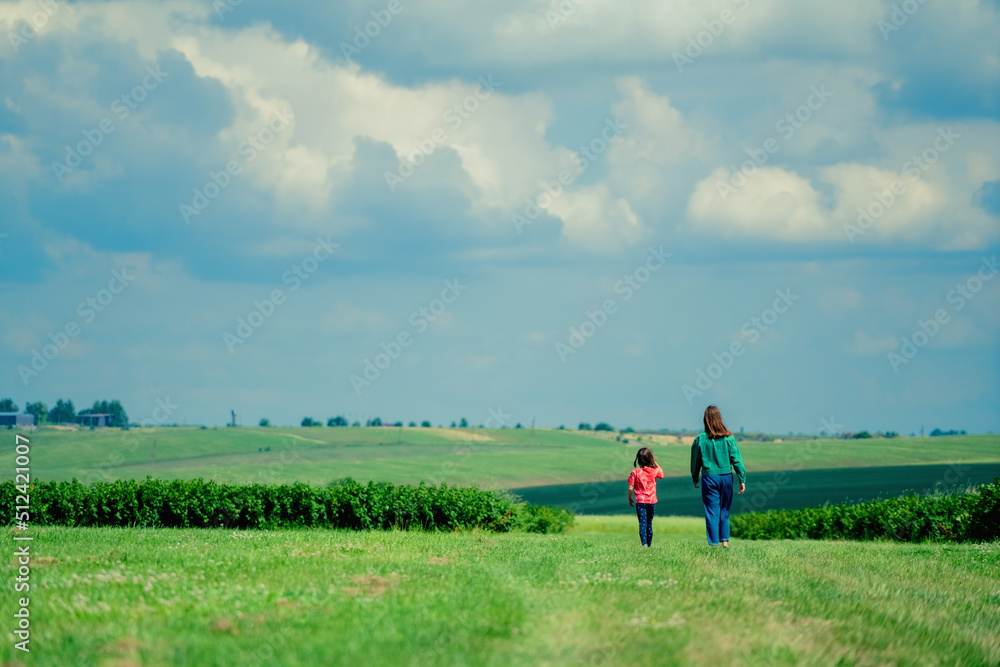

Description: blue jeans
[636,503,655,547]
[701,473,733,545]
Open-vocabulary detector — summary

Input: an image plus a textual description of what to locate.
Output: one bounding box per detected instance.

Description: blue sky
[0,0,997,433]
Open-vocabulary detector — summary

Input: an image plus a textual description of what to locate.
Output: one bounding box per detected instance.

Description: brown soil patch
[343,573,400,597]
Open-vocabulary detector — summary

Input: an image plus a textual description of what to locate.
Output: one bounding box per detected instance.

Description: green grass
[3,520,997,666]
[7,427,999,490]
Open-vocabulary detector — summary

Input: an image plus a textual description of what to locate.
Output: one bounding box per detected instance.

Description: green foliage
[931,428,967,436]
[328,416,348,427]
[3,478,572,534]
[259,418,270,427]
[578,423,592,430]
[49,398,76,423]
[0,398,18,412]
[459,417,468,428]
[594,422,614,432]
[516,503,574,534]
[732,479,1000,543]
[25,401,47,424]
[301,417,317,427]
[421,420,431,427]
[854,431,872,439]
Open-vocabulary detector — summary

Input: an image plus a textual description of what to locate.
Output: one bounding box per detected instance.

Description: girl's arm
[627,484,635,507]
[690,438,702,487]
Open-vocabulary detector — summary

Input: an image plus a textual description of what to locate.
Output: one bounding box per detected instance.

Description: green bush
[731,478,1000,543]
[516,503,575,534]
[3,478,573,534]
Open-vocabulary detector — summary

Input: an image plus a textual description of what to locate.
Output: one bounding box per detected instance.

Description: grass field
[6,427,999,491]
[3,519,998,666]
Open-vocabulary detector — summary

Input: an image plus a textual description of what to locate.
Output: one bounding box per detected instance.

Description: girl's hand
[739,483,746,495]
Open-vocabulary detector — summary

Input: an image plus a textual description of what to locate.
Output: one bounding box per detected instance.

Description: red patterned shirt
[628,466,663,504]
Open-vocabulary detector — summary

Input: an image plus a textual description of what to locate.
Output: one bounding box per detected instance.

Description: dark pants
[636,502,655,546]
[701,473,733,545]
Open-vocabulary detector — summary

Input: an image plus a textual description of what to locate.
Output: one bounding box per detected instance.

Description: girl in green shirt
[690,405,746,547]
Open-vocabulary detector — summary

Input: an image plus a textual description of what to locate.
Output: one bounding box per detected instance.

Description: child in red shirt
[627,447,663,547]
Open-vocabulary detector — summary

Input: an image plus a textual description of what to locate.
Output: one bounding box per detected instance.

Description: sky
[0,0,998,434]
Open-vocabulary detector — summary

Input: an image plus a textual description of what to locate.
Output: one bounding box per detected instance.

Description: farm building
[78,413,114,427]
[0,412,34,427]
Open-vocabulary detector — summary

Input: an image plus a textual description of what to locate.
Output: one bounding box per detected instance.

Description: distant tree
[351,421,361,427]
[301,417,317,427]
[558,425,565,430]
[450,421,457,428]
[365,417,382,427]
[327,416,348,427]
[594,422,614,432]
[0,398,18,412]
[49,399,76,424]
[884,431,899,438]
[259,418,270,427]
[930,428,944,437]
[25,401,47,424]
[578,423,592,430]
[515,423,522,429]
[621,427,635,434]
[853,431,872,439]
[408,421,417,427]
[459,417,468,428]
[930,428,965,437]
[421,420,431,428]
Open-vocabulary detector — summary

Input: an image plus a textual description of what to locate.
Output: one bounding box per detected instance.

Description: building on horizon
[0,412,34,427]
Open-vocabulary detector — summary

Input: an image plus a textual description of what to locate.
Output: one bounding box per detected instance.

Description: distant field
[4,427,998,491]
[514,463,1000,515]
[3,521,997,666]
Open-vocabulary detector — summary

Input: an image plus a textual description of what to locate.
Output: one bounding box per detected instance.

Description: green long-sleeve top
[690,432,746,485]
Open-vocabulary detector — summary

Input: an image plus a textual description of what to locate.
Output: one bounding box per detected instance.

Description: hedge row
[731,478,1000,542]
[3,478,573,534]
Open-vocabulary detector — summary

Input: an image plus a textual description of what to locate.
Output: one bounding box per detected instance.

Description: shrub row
[3,478,573,534]
[731,478,999,542]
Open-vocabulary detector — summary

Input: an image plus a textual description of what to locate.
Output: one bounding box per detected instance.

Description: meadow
[7,426,999,491]
[2,518,998,666]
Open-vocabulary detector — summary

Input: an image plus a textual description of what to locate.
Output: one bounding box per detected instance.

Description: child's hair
[634,447,657,469]
[703,405,733,439]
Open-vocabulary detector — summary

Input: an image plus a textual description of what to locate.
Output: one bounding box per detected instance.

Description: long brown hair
[703,405,732,439]
[634,447,657,469]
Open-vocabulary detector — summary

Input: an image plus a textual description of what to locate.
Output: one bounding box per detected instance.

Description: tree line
[0,397,128,427]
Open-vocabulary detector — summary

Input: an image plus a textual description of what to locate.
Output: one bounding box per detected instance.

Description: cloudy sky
[1,0,998,433]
